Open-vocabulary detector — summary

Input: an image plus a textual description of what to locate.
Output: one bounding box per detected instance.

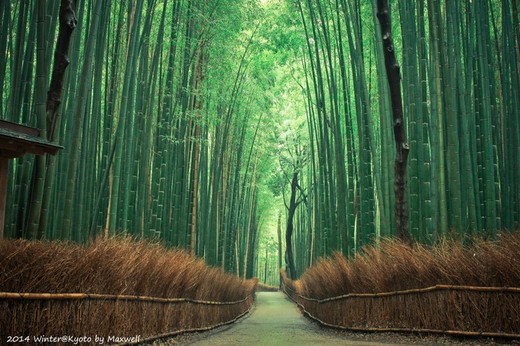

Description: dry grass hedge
[0,237,257,342]
[282,232,520,338]
[256,282,279,292]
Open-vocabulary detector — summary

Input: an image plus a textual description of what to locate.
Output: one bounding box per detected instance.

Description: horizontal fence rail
[283,284,520,302]
[0,291,251,305]
[282,279,520,340]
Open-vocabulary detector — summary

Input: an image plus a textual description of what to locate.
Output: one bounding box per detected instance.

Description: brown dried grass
[282,232,520,337]
[0,237,257,341]
[256,282,279,292]
[296,232,520,297]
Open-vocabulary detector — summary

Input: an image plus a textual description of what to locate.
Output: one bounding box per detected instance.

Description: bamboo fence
[0,291,255,344]
[281,277,520,340]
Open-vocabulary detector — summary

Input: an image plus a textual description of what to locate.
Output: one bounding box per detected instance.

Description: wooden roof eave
[0,122,63,158]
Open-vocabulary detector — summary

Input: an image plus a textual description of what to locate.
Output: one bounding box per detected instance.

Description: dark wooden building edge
[0,119,62,158]
[0,119,63,239]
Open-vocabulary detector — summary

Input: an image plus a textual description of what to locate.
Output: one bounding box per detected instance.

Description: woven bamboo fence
[0,291,255,344]
[281,276,520,339]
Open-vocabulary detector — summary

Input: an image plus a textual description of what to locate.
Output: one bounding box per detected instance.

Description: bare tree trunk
[376,0,412,244]
[38,0,77,237]
[46,0,77,140]
[190,41,204,256]
[285,172,299,280]
[277,211,283,286]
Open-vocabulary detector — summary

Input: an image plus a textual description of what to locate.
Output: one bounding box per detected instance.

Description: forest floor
[156,292,516,346]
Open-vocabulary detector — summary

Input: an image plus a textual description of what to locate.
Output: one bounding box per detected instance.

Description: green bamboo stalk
[107,1,143,235]
[474,0,498,236]
[61,0,103,240]
[427,0,448,238]
[0,0,11,119]
[25,0,48,239]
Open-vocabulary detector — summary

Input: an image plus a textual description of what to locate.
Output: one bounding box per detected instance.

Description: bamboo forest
[1,0,519,343]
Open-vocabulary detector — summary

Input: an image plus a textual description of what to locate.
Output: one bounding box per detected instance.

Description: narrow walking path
[178,292,407,346]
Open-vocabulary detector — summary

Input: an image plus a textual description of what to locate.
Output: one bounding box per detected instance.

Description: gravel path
[174,292,408,346]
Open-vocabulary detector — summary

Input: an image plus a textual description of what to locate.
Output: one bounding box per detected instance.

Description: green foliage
[283,0,519,274]
[1,0,518,280]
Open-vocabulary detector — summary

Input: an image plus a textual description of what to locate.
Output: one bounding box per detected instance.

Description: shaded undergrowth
[0,237,257,341]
